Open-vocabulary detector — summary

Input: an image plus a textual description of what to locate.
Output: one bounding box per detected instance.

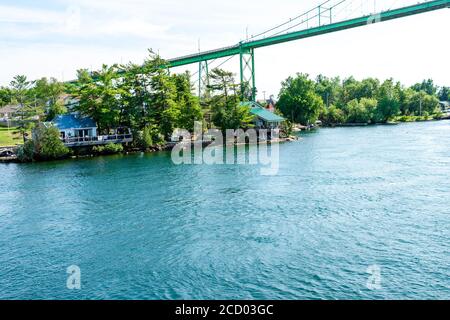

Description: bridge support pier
[239,46,256,102]
[198,60,210,99]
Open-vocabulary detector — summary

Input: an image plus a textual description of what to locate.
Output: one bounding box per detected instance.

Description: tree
[315,75,341,107]
[344,98,377,123]
[73,65,122,132]
[17,124,70,161]
[172,72,203,132]
[207,68,253,132]
[149,62,178,139]
[438,86,449,101]
[118,62,152,131]
[355,78,380,100]
[411,79,437,96]
[32,77,66,120]
[278,73,324,125]
[33,125,70,160]
[320,104,346,125]
[0,87,12,106]
[10,75,35,141]
[375,79,401,122]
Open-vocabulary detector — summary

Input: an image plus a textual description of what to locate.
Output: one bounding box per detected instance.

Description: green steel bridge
[163,0,449,101]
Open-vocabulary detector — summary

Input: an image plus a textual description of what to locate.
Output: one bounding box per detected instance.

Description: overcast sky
[0,0,449,99]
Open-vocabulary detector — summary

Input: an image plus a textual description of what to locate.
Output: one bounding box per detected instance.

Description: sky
[0,0,449,99]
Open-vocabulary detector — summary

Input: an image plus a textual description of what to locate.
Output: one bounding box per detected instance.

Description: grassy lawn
[0,127,23,147]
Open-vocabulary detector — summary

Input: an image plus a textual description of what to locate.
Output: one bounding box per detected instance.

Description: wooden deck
[62,134,133,147]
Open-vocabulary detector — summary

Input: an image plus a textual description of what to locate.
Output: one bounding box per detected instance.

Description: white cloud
[0,5,60,24]
[0,0,449,97]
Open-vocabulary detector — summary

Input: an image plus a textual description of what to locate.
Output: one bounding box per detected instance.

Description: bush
[280,120,293,137]
[93,143,123,155]
[321,105,346,125]
[35,126,70,160]
[433,111,443,120]
[397,115,416,122]
[137,125,155,150]
[345,99,372,123]
[17,125,69,162]
[17,140,35,162]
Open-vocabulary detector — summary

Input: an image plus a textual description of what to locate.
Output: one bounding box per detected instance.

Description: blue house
[51,114,97,140]
[45,114,132,147]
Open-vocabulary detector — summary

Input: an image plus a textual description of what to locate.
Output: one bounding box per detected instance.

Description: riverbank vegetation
[16,125,70,162]
[277,73,448,126]
[1,52,257,155]
[1,51,448,160]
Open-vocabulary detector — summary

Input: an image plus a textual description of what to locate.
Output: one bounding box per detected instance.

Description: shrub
[321,105,346,125]
[17,125,69,162]
[433,111,443,120]
[140,126,153,149]
[17,140,35,162]
[93,143,123,155]
[35,126,70,160]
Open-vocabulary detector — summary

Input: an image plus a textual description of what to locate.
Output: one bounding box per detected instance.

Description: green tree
[375,79,401,122]
[438,86,449,101]
[73,65,121,132]
[411,79,437,96]
[0,87,12,106]
[315,75,341,107]
[320,104,346,125]
[172,72,203,132]
[355,78,380,100]
[21,124,70,161]
[208,68,253,131]
[33,124,69,160]
[149,62,178,139]
[10,75,35,141]
[32,77,66,120]
[344,98,377,123]
[278,73,324,125]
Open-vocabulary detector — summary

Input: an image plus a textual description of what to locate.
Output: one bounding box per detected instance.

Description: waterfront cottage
[45,114,132,147]
[51,114,97,140]
[439,101,449,112]
[241,101,285,129]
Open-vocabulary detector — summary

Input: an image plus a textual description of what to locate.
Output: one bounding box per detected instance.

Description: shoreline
[0,136,298,164]
[1,118,448,164]
[322,116,450,128]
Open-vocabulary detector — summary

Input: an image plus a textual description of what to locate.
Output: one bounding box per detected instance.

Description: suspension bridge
[163,0,449,101]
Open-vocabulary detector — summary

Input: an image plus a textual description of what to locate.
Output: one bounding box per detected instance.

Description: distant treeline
[277,73,449,125]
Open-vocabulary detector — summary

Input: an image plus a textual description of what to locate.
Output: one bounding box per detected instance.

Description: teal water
[0,121,449,300]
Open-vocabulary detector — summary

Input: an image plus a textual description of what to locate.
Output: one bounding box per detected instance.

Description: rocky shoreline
[0,136,298,164]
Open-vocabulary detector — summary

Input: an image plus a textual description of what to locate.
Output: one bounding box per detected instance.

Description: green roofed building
[241,101,285,129]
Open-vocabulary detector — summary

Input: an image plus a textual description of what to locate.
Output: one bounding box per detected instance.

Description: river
[0,120,449,299]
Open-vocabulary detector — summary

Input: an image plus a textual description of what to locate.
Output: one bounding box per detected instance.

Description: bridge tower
[239,44,256,102]
[198,60,210,99]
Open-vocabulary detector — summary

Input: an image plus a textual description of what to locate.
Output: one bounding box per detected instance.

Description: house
[45,114,132,147]
[265,95,276,113]
[0,104,20,120]
[241,101,285,129]
[51,114,97,140]
[439,101,450,112]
